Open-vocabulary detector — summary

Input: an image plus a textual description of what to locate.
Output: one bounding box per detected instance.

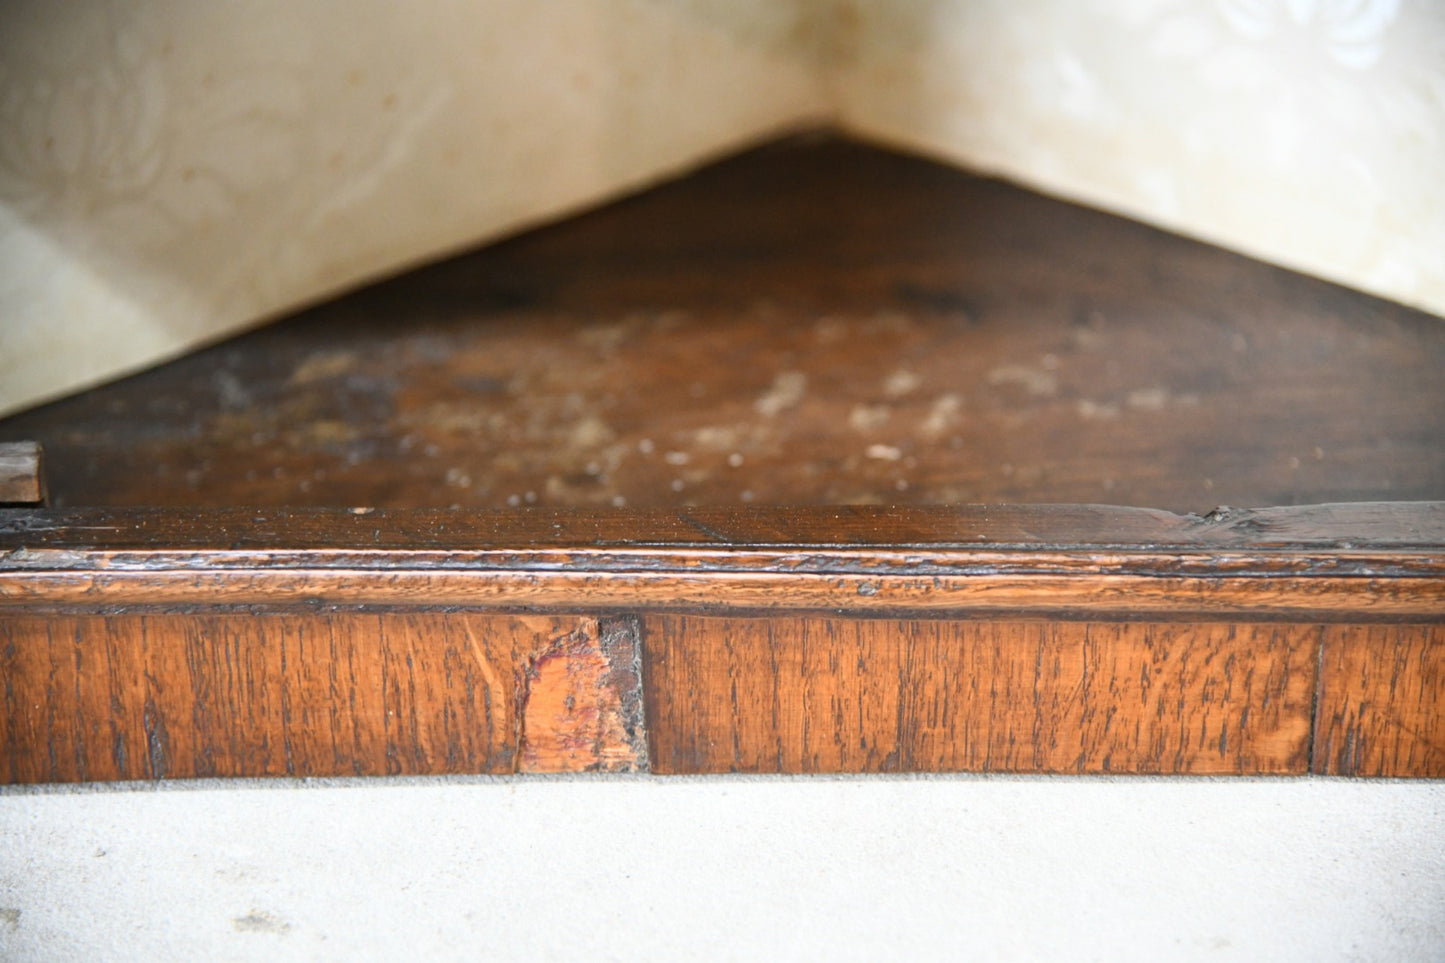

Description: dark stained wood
[5,501,1443,554]
[1313,624,1445,777]
[0,612,646,783]
[0,443,43,505]
[1,505,1440,619]
[1,137,1440,513]
[642,616,1319,774]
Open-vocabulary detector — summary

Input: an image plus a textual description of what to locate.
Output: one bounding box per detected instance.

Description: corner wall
[830,0,1445,322]
[0,0,829,415]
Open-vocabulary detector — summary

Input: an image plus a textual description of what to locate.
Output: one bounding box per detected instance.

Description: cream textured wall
[830,0,1445,328]
[0,0,828,415]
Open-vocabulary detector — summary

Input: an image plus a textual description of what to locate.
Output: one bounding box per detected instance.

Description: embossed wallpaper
[2,1,1442,414]
[0,1,829,415]
[832,0,1445,330]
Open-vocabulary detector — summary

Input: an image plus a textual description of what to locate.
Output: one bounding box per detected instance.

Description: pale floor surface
[1,777,1442,961]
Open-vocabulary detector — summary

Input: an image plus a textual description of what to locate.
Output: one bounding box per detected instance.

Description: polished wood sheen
[0,613,646,783]
[642,617,1319,774]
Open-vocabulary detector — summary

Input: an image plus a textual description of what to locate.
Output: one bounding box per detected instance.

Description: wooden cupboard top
[1,137,1440,514]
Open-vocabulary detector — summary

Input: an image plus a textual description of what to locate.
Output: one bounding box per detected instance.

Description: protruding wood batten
[0,442,44,506]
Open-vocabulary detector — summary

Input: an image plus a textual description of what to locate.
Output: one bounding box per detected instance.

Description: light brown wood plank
[1313,624,1445,777]
[5,569,1440,622]
[642,616,1320,774]
[0,613,646,783]
[0,442,43,505]
[519,617,647,773]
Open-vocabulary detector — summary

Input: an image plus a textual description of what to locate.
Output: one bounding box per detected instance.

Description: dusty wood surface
[1,504,1440,619]
[0,612,646,783]
[1313,624,1444,777]
[0,442,43,505]
[643,617,1319,774]
[1,136,1440,513]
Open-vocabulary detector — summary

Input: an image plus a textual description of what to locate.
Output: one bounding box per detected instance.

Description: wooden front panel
[1313,624,1445,777]
[643,617,1319,775]
[0,613,646,784]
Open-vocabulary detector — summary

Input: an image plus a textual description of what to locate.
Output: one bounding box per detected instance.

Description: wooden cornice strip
[1,569,1441,619]
[1,503,1440,619]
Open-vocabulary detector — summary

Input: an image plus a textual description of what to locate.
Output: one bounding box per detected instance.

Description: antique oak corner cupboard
[0,136,1441,783]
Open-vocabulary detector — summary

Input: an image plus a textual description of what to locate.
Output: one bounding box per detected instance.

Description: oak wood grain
[1313,624,1444,776]
[2,137,1439,513]
[0,612,646,783]
[642,616,1319,774]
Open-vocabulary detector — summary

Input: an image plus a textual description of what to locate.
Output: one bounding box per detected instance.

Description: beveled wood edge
[1,503,1440,619]
[0,570,1440,621]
